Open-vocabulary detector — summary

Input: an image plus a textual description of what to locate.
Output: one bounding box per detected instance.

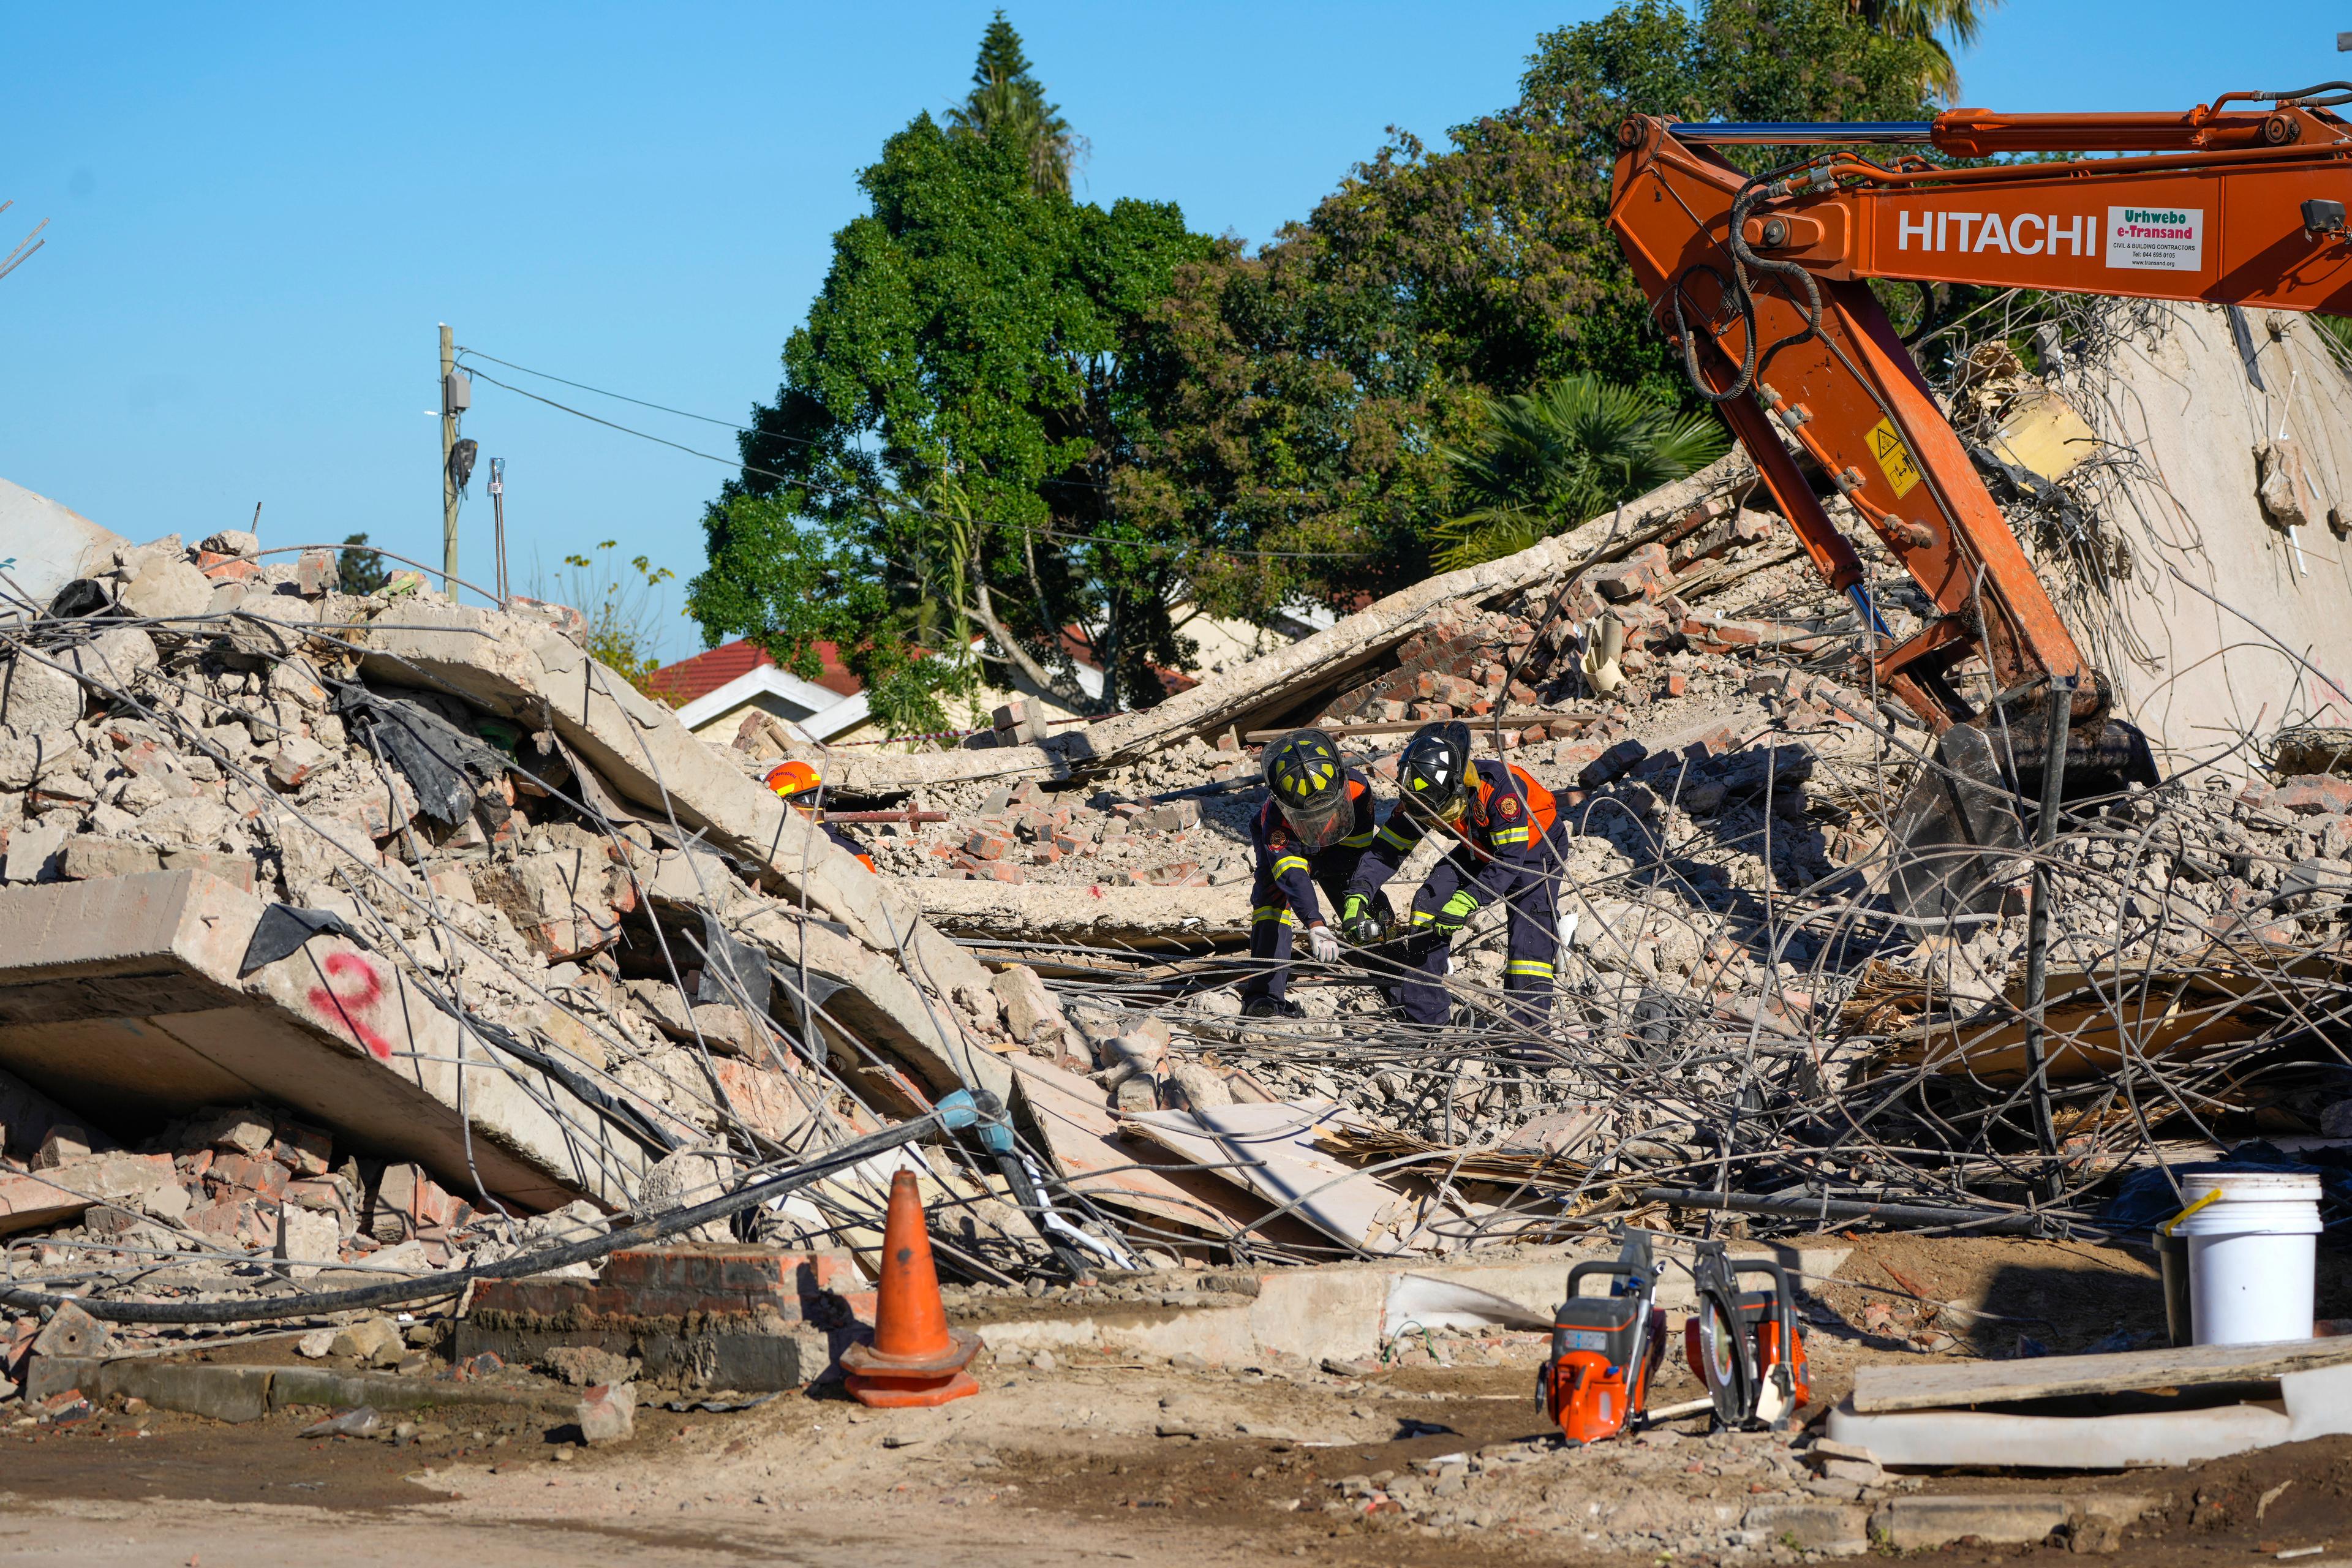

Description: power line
[458,356,1365,562]
[457,346,761,433]
[455,344,1185,514]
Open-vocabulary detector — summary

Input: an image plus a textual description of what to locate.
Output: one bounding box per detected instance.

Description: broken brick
[2274,775,2352,815]
[1579,739,1650,789]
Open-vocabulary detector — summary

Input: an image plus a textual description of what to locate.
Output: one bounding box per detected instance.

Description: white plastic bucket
[2177,1171,2323,1346]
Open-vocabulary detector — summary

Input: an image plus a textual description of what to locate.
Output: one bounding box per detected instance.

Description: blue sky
[5,2,2348,662]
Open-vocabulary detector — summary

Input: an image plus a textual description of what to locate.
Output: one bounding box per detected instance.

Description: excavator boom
[1606,86,2352,916]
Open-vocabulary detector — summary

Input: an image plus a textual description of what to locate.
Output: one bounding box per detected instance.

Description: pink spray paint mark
[306,951,395,1061]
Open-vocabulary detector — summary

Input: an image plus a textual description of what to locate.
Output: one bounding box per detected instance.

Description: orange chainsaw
[1684,1242,1810,1432]
[1538,1226,1666,1444]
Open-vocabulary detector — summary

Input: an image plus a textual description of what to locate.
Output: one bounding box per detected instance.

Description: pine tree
[944,11,1084,197]
[970,13,1033,88]
[336,532,390,595]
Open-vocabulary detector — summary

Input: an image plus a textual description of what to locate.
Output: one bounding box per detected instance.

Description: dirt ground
[3,1234,2347,1567]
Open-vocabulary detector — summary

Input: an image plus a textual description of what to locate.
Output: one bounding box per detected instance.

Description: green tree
[690,29,1214,723]
[1519,0,1950,175]
[1431,374,1728,570]
[336,532,390,596]
[946,12,1084,197]
[1128,0,1950,607]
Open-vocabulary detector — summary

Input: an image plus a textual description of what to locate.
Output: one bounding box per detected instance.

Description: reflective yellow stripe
[1337,829,1378,848]
[1506,960,1555,977]
[1489,827,1529,845]
[1272,854,1310,876]
[1410,910,1436,927]
[1376,824,1416,851]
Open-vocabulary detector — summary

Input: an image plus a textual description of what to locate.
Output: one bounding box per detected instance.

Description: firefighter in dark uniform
[1241,728,1388,1019]
[764,760,876,872]
[1344,720,1559,1028]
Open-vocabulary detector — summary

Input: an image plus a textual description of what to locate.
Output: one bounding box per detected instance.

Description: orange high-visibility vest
[1475,762,1556,837]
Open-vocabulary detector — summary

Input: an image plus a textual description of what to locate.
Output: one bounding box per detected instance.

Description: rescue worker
[764,760,877,872]
[1344,720,1558,1028]
[1241,728,1387,1019]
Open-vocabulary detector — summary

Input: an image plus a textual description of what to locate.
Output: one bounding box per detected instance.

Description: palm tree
[1852,0,2004,100]
[945,12,1085,197]
[1431,376,1728,571]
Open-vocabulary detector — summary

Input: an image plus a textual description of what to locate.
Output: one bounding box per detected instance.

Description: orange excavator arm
[1608,87,2352,733]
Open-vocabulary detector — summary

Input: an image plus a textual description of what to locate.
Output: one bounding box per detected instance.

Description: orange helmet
[764,760,823,801]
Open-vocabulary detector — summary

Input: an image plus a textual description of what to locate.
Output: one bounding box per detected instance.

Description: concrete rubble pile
[0,526,1085,1395]
[1,301,2348,1439]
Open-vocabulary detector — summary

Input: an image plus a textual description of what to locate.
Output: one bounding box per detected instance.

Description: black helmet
[1263,728,1351,851]
[1398,720,1472,824]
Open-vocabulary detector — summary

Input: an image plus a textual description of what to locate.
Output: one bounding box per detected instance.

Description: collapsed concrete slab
[0,870,647,1212]
[338,600,1009,1106]
[821,451,1753,794]
[0,477,124,615]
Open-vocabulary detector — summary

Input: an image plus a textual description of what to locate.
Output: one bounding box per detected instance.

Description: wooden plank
[1851,1337,2352,1414]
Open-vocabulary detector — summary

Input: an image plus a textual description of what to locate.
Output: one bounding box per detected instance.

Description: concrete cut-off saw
[1683,1240,1810,1432]
[1538,1231,1813,1443]
[1536,1226,1666,1444]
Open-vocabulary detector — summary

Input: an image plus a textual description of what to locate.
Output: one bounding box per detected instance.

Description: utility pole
[439,322,459,593]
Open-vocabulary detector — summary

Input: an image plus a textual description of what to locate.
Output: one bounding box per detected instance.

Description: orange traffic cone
[840,1169,982,1408]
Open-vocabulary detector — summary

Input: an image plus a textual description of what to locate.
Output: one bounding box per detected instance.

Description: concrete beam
[913,880,1254,946]
[26,1352,581,1420]
[910,872,1427,949]
[0,870,646,1212]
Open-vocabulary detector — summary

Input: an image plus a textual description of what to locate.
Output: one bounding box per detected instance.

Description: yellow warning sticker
[1867,417,1921,499]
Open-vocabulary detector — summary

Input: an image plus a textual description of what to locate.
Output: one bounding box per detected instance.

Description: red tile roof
[654,627,1197,714]
[645,640,862,708]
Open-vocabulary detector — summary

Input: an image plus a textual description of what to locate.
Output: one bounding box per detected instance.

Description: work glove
[1429,888,1480,935]
[1308,924,1342,964]
[1341,913,1383,944]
